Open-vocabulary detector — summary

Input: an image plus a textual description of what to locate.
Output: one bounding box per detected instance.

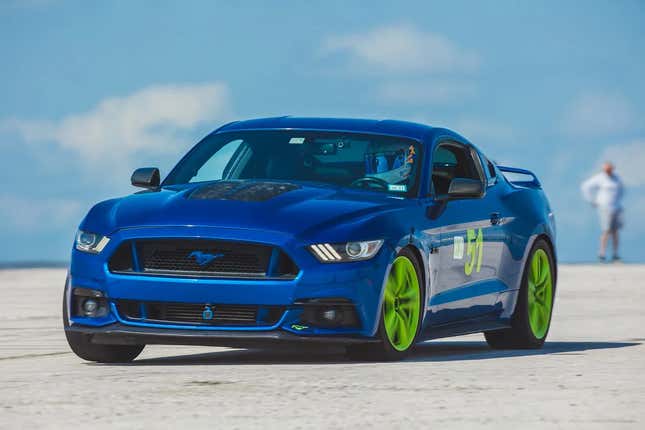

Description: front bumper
[68,225,393,341]
[65,323,379,348]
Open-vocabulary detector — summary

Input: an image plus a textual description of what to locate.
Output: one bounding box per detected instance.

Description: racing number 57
[465,228,483,276]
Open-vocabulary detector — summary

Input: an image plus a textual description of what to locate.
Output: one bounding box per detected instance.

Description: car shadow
[110,340,640,366]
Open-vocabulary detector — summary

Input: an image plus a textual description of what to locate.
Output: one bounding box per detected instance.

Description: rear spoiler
[497,166,541,189]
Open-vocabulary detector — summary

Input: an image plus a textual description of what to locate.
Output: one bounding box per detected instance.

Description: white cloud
[453,119,514,143]
[562,92,636,137]
[375,81,476,104]
[2,82,231,163]
[403,115,514,147]
[595,140,645,187]
[322,24,479,74]
[0,194,82,231]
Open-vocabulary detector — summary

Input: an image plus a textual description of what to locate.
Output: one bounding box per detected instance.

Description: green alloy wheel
[346,248,423,361]
[527,249,553,339]
[484,238,556,349]
[383,256,421,351]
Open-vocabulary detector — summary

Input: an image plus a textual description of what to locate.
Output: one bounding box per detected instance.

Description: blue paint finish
[429,278,510,306]
[66,117,556,348]
[130,241,140,272]
[266,247,280,277]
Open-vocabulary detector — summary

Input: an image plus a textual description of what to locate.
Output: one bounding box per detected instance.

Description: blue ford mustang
[64,117,557,362]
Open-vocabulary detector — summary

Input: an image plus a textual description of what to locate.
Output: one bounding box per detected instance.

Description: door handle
[490,212,501,225]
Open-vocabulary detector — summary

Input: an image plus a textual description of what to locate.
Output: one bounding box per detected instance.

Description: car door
[428,141,506,325]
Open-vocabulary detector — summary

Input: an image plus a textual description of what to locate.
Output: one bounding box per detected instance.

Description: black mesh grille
[108,239,298,279]
[108,243,133,272]
[116,300,284,326]
[138,240,271,276]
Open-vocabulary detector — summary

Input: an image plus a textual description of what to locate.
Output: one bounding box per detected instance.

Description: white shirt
[581,172,624,210]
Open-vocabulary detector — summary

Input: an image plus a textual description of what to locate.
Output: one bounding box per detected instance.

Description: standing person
[581,162,624,262]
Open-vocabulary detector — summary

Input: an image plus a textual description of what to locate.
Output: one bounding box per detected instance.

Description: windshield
[164,130,422,196]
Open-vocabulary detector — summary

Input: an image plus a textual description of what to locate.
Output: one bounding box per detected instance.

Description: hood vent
[188,181,300,202]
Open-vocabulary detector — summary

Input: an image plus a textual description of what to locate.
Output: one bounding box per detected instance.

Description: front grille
[140,240,269,275]
[117,300,284,327]
[108,239,299,279]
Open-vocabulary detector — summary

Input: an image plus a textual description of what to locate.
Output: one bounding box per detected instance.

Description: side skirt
[418,314,511,341]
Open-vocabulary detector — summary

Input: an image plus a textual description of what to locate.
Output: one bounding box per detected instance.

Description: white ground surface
[0,265,644,429]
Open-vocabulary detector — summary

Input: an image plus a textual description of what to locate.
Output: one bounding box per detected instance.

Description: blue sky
[1,0,644,263]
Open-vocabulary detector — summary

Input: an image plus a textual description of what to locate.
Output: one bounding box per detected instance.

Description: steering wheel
[349,176,390,190]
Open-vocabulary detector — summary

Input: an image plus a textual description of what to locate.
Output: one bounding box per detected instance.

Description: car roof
[215,116,464,143]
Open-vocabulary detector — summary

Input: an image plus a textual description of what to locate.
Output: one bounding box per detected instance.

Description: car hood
[84,180,406,238]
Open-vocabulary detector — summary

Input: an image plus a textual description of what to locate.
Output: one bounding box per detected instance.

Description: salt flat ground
[0,265,644,429]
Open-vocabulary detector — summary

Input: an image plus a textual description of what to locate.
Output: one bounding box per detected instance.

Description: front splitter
[66,323,378,349]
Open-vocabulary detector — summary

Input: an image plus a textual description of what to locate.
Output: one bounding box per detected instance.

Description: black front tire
[484,238,556,349]
[64,330,145,363]
[63,279,144,363]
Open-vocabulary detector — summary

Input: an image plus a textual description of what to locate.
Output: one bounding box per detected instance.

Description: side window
[479,153,498,186]
[431,142,483,195]
[189,139,244,183]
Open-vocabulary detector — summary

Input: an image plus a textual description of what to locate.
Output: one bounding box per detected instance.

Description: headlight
[75,230,110,254]
[309,240,384,263]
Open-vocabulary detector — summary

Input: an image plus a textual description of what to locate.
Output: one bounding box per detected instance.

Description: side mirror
[447,178,483,199]
[131,167,160,189]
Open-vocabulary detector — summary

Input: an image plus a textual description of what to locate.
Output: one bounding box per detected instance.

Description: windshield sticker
[289,137,306,145]
[388,184,407,192]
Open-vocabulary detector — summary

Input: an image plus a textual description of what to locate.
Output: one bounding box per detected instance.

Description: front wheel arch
[348,246,425,361]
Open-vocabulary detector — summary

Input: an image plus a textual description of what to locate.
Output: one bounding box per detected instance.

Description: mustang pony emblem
[188,251,224,266]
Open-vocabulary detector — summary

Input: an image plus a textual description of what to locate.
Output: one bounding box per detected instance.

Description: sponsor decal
[290,324,309,331]
[465,228,484,275]
[453,236,465,259]
[289,137,306,144]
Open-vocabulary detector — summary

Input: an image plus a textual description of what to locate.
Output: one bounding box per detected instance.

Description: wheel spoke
[400,285,418,301]
[537,256,548,286]
[537,304,548,328]
[531,255,540,284]
[397,315,409,344]
[534,287,544,304]
[384,288,395,305]
[528,279,536,295]
[392,314,402,343]
[392,264,405,294]
[529,303,539,326]
[398,307,411,326]
[384,308,397,333]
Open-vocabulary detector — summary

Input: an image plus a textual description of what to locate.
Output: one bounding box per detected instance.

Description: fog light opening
[321,308,343,324]
[83,298,99,316]
[296,299,360,329]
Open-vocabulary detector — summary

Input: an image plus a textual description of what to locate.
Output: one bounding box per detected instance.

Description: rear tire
[485,238,555,349]
[63,279,144,363]
[346,247,424,361]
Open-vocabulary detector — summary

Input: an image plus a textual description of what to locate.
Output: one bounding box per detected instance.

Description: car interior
[432,143,482,196]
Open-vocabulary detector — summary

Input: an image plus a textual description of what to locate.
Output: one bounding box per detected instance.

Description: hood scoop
[188,181,301,202]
